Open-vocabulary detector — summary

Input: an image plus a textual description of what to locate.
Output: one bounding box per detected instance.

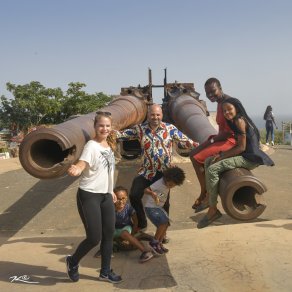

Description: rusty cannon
[19,93,148,179]
[163,82,267,221]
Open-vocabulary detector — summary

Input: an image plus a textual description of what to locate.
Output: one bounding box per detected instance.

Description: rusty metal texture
[164,84,267,221]
[168,94,217,143]
[219,168,267,221]
[19,95,147,179]
[164,83,217,144]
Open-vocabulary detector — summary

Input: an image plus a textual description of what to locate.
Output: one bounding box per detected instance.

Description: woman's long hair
[94,112,117,151]
[263,105,272,120]
[222,97,260,141]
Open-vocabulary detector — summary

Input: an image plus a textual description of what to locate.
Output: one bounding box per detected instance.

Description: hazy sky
[1,0,292,117]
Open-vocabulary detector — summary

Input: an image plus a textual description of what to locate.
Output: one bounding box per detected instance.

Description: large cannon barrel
[167,93,217,143]
[164,83,267,221]
[19,95,147,179]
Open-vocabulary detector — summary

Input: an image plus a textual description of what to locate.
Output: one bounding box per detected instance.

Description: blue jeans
[145,207,169,227]
[266,121,274,143]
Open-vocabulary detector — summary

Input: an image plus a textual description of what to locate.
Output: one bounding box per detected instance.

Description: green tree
[0,81,64,132]
[61,82,112,120]
[0,81,113,133]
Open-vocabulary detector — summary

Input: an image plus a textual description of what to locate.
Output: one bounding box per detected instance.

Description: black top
[228,118,275,166]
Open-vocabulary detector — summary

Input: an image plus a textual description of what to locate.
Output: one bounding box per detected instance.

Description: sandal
[194,201,209,213]
[191,195,206,209]
[197,210,222,229]
[192,199,201,209]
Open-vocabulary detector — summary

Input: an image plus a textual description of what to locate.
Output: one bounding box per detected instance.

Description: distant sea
[250,114,292,130]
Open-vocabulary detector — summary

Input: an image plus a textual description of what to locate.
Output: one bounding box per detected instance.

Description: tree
[61,82,112,120]
[0,81,64,132]
[0,81,113,133]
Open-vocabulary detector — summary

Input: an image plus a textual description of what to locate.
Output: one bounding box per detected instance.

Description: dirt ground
[0,157,22,174]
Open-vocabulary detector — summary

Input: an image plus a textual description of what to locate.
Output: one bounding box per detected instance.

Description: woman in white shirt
[65,111,122,284]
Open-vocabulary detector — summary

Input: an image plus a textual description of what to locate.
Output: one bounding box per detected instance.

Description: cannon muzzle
[219,168,267,220]
[19,95,147,179]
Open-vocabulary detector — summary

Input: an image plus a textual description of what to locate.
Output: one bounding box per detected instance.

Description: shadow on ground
[255,220,292,230]
[0,170,78,246]
[1,236,177,289]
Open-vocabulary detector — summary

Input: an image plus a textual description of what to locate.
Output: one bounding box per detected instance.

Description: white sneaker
[271,141,274,146]
[139,251,154,263]
[266,142,269,146]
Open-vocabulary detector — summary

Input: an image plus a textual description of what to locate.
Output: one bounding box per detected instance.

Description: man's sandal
[197,210,222,229]
[191,195,206,210]
[194,201,209,213]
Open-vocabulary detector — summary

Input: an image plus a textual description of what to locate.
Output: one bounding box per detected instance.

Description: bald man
[117,104,198,231]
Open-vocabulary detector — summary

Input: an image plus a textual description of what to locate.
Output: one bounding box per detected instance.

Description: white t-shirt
[265,111,274,121]
[143,177,169,208]
[78,140,115,194]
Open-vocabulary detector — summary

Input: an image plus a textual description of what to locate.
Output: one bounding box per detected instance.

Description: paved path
[0,146,292,291]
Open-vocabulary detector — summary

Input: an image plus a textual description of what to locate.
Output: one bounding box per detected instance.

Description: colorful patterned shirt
[117,122,198,180]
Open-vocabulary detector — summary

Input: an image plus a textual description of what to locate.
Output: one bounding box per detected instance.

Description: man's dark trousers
[129,171,170,229]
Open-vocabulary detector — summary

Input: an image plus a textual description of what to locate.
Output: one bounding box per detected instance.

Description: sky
[1,0,292,119]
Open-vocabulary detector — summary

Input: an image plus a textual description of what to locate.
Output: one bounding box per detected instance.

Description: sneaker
[271,141,274,146]
[65,255,79,282]
[99,269,123,284]
[139,251,154,263]
[266,142,269,146]
[160,244,169,253]
[149,241,164,256]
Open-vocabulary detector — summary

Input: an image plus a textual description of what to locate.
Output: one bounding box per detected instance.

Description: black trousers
[72,189,115,275]
[129,172,170,229]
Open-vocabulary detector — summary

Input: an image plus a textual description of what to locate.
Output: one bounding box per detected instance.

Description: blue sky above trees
[1,0,292,117]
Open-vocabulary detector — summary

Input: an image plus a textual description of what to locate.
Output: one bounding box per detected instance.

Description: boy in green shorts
[113,186,154,263]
